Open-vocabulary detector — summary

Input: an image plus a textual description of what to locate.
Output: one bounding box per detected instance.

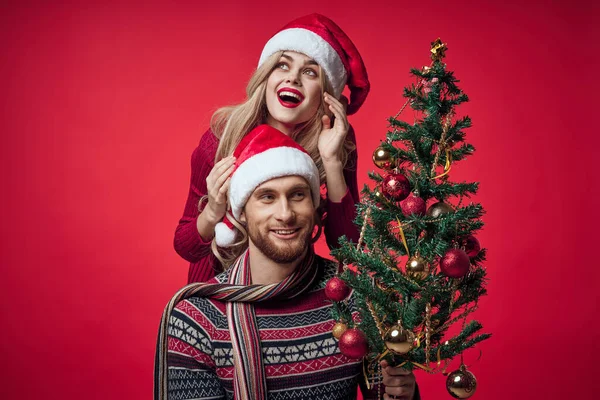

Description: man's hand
[381,360,417,400]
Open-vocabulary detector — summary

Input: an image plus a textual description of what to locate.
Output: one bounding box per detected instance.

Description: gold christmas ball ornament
[405,256,429,279]
[383,323,416,354]
[426,201,454,218]
[332,322,348,339]
[372,145,395,170]
[446,365,477,399]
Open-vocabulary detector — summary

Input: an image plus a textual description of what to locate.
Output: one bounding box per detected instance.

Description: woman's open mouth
[277,88,304,108]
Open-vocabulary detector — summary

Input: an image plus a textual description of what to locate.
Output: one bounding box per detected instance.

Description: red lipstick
[277,88,304,108]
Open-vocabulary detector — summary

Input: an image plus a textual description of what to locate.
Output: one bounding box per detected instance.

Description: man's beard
[247,224,312,264]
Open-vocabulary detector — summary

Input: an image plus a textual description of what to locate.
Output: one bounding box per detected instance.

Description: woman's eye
[303,68,317,77]
[276,62,289,70]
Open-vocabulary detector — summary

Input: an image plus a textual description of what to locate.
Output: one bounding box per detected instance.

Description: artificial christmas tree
[329,39,491,398]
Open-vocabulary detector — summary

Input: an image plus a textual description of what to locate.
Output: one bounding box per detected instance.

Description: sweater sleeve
[323,124,361,248]
[166,300,226,399]
[173,130,222,283]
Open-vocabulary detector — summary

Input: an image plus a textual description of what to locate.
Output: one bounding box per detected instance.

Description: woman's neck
[265,117,294,136]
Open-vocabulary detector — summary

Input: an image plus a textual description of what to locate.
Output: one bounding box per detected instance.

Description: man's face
[240,175,315,264]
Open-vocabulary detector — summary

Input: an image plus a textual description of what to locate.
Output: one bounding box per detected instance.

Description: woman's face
[265,51,322,135]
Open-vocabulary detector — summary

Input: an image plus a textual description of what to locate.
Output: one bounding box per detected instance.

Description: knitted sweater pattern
[166,256,364,400]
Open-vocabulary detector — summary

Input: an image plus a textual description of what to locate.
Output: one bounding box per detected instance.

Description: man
[155,125,418,399]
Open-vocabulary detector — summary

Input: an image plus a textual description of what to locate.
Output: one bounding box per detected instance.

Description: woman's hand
[381,360,417,400]
[318,93,349,164]
[203,155,235,223]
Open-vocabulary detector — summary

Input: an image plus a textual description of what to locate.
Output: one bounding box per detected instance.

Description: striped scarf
[155,248,319,399]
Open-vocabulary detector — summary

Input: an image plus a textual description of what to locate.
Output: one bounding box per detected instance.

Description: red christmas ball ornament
[325,276,351,302]
[464,235,481,258]
[440,249,471,278]
[339,328,369,359]
[400,194,426,216]
[381,172,411,201]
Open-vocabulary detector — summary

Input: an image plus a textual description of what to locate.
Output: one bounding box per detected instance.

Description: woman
[174,14,370,282]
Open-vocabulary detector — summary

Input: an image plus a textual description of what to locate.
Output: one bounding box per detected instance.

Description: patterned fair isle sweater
[166,256,380,400]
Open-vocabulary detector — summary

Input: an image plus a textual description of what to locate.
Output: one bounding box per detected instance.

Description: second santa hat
[214,124,321,247]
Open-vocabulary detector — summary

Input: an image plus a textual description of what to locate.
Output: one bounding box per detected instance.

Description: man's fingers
[380,361,415,400]
[382,374,413,387]
[384,394,407,400]
[384,392,410,400]
[380,360,412,375]
[390,368,412,376]
[381,361,413,377]
[384,378,415,400]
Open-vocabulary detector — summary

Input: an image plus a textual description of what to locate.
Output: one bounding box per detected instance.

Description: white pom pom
[215,222,237,247]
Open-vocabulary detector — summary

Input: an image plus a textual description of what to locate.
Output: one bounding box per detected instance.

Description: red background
[1,1,598,399]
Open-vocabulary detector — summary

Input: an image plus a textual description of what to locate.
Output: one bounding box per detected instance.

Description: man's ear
[239,210,247,224]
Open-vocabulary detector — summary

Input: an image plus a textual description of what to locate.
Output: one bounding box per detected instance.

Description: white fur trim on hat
[215,221,237,247]
[228,146,321,220]
[259,28,347,97]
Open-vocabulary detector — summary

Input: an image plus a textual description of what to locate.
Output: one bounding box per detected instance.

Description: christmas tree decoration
[387,219,410,256]
[430,38,448,61]
[373,189,387,208]
[422,77,439,94]
[325,276,351,302]
[383,323,416,354]
[332,322,348,339]
[372,145,395,169]
[381,172,411,201]
[401,194,427,216]
[446,364,477,399]
[330,39,490,395]
[464,235,481,258]
[405,255,429,279]
[338,328,369,359]
[426,201,454,218]
[440,249,471,278]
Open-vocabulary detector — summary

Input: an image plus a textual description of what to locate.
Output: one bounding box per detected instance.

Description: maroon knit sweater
[174,128,361,283]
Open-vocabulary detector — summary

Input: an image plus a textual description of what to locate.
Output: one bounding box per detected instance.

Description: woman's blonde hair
[208,51,355,268]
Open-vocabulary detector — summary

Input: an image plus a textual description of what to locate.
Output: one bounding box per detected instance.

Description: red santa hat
[258,13,370,115]
[214,124,321,247]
